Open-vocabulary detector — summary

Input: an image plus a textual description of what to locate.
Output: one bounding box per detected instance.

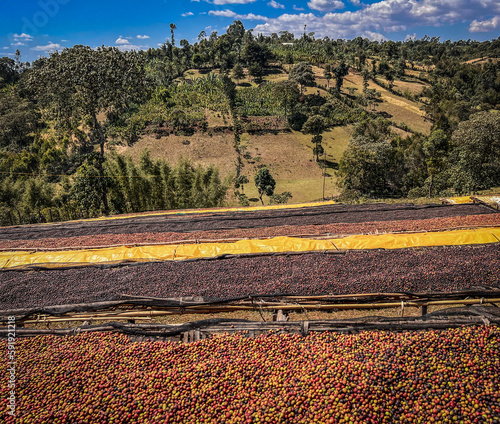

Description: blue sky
[2,0,499,62]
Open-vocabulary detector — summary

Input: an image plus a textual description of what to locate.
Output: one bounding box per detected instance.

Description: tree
[234,175,249,192]
[0,57,18,88]
[24,46,152,215]
[323,64,332,88]
[269,191,292,204]
[272,80,300,120]
[254,167,276,205]
[311,134,324,162]
[289,62,315,93]
[302,115,326,135]
[170,23,177,46]
[0,90,41,151]
[241,40,271,69]
[71,159,108,214]
[337,138,398,198]
[334,61,349,92]
[361,68,370,95]
[226,20,245,52]
[248,63,263,82]
[231,63,245,84]
[422,130,449,198]
[449,111,500,193]
[385,70,395,91]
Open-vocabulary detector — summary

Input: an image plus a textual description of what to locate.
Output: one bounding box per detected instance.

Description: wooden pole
[16,298,500,325]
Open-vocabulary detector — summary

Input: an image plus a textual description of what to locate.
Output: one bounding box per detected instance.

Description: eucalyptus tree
[24,45,152,215]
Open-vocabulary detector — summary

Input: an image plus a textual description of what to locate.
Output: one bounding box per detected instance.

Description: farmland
[1,196,500,423]
[1,18,500,423]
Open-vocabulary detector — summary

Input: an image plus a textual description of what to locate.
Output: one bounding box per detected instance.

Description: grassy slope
[121,66,430,205]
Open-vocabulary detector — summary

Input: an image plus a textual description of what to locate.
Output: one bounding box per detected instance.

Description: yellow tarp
[441,196,473,204]
[333,228,500,250]
[1,228,499,270]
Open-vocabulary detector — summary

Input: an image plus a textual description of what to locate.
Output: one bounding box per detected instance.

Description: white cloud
[293,5,305,10]
[209,9,237,17]
[182,12,194,16]
[308,0,345,12]
[115,37,131,45]
[3,47,9,49]
[208,9,268,20]
[11,42,26,46]
[13,33,33,41]
[114,36,149,51]
[350,0,361,5]
[212,0,257,3]
[363,31,387,41]
[116,44,148,51]
[469,15,500,32]
[32,43,62,52]
[268,0,285,9]
[253,0,500,40]
[405,33,417,40]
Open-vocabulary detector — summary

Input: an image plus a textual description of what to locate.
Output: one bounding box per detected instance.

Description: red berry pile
[2,327,499,423]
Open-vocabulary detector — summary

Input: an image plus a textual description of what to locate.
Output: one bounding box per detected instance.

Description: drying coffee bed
[2,327,498,424]
[2,213,499,250]
[1,244,498,310]
[0,203,493,242]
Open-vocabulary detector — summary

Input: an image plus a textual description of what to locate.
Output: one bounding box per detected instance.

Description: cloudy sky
[1,0,499,62]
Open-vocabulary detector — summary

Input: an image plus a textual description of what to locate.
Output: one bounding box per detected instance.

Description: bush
[288,112,308,131]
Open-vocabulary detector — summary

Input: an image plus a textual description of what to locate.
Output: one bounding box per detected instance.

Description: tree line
[0,21,499,224]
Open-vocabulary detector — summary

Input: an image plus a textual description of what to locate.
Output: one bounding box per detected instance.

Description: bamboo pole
[17,298,500,325]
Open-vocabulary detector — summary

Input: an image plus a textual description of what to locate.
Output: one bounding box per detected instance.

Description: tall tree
[24,46,152,215]
[170,23,177,46]
[311,134,324,162]
[422,130,449,198]
[334,61,349,92]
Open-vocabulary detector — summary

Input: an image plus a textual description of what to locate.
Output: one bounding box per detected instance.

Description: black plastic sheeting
[0,203,495,241]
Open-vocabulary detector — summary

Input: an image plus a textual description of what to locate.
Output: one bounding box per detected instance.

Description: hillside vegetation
[0,26,499,224]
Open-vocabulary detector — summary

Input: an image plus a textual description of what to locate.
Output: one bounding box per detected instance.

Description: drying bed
[0,203,493,242]
[2,213,499,250]
[1,244,498,310]
[1,327,498,423]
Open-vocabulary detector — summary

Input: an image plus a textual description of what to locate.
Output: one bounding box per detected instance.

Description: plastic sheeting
[472,196,500,207]
[68,200,338,224]
[1,228,499,270]
[441,196,473,204]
